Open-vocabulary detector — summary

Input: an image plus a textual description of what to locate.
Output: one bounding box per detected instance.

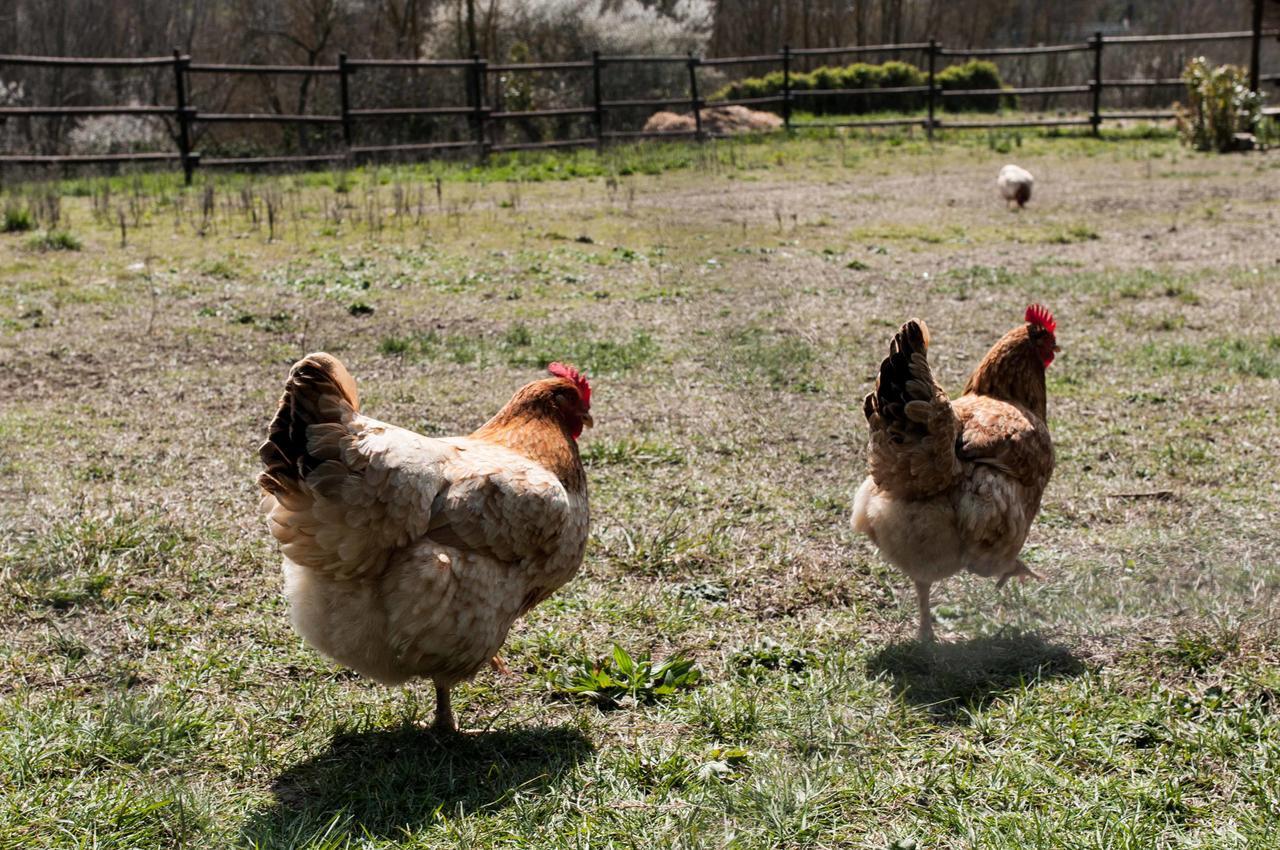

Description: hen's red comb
[548,362,591,407]
[1025,303,1056,335]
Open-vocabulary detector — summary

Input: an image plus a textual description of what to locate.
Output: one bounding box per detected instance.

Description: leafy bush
[712,58,996,116]
[552,645,702,708]
[936,60,1013,112]
[878,60,927,111]
[1175,57,1265,152]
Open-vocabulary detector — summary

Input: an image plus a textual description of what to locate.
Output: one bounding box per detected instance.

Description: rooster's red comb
[548,362,591,407]
[1025,304,1056,335]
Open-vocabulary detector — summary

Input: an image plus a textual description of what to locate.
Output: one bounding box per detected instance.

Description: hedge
[711,59,1013,115]
[936,61,1015,112]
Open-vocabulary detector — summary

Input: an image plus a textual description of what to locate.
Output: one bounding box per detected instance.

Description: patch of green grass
[934,264,1018,298]
[378,332,440,357]
[5,690,210,777]
[27,229,82,251]
[217,309,296,333]
[1040,223,1100,244]
[731,638,820,682]
[380,322,657,374]
[867,630,1086,720]
[582,437,684,468]
[500,321,657,374]
[722,327,821,392]
[1145,336,1280,378]
[1164,629,1241,673]
[2,512,187,613]
[197,258,240,280]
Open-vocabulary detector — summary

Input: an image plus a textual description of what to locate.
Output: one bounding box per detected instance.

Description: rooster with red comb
[853,305,1058,642]
[258,356,592,731]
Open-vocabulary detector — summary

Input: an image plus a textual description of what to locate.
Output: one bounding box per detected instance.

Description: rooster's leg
[432,684,457,733]
[915,580,935,643]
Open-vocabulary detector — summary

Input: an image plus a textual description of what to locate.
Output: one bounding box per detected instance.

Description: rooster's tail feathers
[864,319,960,498]
[866,319,932,428]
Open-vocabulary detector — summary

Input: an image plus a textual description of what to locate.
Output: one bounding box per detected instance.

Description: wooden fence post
[1090,32,1103,136]
[337,52,353,155]
[592,50,605,149]
[926,38,937,139]
[1249,0,1263,93]
[171,48,195,185]
[468,53,488,160]
[781,45,792,132]
[688,52,703,141]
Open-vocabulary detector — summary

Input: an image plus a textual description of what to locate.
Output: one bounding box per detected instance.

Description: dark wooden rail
[0,21,1275,181]
[938,43,1091,56]
[790,42,931,55]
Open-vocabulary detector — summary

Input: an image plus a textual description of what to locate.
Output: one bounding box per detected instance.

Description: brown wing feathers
[258,353,360,496]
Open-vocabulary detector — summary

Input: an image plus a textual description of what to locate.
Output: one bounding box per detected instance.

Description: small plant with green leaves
[695,745,753,783]
[552,645,702,708]
[1175,57,1265,152]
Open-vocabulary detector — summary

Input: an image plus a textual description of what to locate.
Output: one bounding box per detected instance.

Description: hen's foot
[489,655,512,676]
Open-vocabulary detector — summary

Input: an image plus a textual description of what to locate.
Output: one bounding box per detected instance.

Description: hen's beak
[1053,344,1061,353]
[581,412,594,429]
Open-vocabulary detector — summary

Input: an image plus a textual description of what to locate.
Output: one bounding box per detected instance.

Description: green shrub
[3,205,35,233]
[839,64,881,113]
[711,57,999,116]
[1175,57,1264,152]
[877,61,926,112]
[937,60,1013,112]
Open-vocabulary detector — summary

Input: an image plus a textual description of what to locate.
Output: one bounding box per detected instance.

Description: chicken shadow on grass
[866,628,1086,722]
[240,722,593,846]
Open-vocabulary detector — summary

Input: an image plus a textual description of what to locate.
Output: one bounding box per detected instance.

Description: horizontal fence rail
[790,42,932,55]
[0,53,173,67]
[0,24,1276,181]
[186,62,340,75]
[938,43,1091,56]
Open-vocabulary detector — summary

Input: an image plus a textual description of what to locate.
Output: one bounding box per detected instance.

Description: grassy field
[2,129,1279,849]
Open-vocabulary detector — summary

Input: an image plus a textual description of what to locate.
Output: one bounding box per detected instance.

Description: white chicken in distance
[997,164,1034,210]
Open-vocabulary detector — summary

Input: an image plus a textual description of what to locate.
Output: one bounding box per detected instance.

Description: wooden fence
[0,25,1277,183]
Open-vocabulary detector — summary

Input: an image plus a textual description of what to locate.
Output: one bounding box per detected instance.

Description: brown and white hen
[258,355,592,731]
[853,306,1057,641]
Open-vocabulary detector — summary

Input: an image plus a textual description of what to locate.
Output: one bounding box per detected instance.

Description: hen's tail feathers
[258,353,360,496]
[863,319,961,498]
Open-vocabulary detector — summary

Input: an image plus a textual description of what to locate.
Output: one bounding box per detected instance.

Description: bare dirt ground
[1,134,1279,847]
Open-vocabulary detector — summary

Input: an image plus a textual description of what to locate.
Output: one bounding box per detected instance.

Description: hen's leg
[915,580,935,642]
[432,684,457,733]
